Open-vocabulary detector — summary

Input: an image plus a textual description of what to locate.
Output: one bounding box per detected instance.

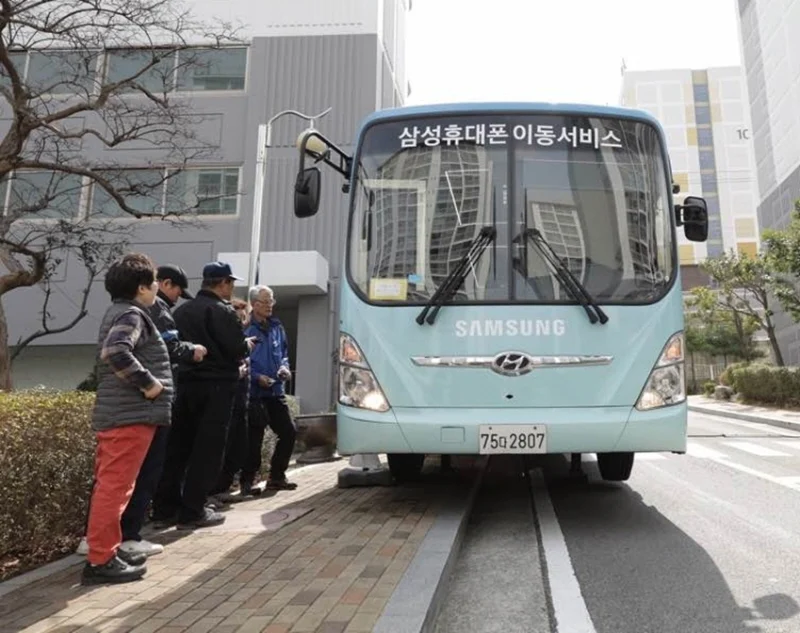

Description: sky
[405,0,743,107]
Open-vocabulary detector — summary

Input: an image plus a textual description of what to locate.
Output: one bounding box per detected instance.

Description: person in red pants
[82,253,174,585]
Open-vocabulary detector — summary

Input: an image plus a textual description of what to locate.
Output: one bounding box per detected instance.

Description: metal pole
[248,107,332,290]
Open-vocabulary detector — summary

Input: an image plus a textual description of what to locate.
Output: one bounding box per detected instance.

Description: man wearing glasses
[242,284,298,492]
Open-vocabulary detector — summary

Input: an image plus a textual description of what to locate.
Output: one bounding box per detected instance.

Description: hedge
[0,389,95,581]
[727,364,800,409]
[0,388,298,582]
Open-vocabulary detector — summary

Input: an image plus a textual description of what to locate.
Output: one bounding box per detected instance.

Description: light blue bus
[293,102,708,483]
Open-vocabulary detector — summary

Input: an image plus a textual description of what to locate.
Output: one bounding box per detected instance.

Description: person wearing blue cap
[151,261,255,530]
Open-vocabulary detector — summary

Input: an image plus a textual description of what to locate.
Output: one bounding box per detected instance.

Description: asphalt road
[433,410,800,633]
[542,411,800,633]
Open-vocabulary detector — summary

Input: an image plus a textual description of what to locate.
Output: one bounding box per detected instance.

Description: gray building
[735,0,800,364]
[8,0,410,414]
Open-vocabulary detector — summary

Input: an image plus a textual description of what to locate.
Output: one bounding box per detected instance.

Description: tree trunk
[766,325,784,366]
[0,298,12,390]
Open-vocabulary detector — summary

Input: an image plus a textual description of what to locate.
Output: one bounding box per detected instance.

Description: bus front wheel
[387,453,425,483]
[597,452,634,481]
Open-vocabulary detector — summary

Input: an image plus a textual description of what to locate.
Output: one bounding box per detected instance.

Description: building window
[105,49,177,94]
[692,83,710,103]
[735,217,756,239]
[5,171,85,220]
[695,107,711,125]
[27,51,100,95]
[699,149,716,170]
[176,48,247,92]
[166,167,240,215]
[697,128,714,147]
[0,51,27,88]
[701,173,718,194]
[90,169,166,218]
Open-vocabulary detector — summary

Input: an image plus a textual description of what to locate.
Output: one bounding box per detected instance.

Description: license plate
[478,425,547,454]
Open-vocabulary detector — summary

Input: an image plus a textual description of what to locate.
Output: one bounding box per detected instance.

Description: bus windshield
[347,113,675,306]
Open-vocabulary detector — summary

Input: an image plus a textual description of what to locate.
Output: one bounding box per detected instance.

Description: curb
[0,553,83,599]
[373,457,488,633]
[688,404,800,433]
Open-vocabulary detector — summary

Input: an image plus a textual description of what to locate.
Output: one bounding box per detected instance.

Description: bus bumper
[335,401,687,455]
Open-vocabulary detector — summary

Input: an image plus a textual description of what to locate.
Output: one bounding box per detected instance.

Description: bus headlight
[338,333,390,412]
[635,332,685,411]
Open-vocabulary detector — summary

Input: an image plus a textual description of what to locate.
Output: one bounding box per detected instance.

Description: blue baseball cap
[202,261,243,281]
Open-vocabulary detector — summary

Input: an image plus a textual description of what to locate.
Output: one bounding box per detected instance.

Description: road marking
[581,453,664,462]
[529,469,597,633]
[770,440,800,452]
[686,441,728,459]
[722,441,791,457]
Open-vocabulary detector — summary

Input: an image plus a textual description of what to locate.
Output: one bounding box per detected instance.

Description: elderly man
[241,285,297,492]
[152,262,254,529]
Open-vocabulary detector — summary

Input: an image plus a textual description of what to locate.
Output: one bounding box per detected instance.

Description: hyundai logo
[491,352,534,377]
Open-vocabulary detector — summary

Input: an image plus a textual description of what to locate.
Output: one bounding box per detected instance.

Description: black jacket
[147,291,197,368]
[172,289,249,382]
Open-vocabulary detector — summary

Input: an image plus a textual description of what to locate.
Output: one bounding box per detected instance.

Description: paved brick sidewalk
[0,458,479,633]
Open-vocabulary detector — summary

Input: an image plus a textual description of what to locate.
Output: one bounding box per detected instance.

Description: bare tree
[0,0,241,389]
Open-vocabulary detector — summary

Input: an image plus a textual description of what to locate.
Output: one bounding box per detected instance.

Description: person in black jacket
[152,262,254,530]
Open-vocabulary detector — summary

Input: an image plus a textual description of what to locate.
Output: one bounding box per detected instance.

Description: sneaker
[265,478,297,491]
[80,555,146,585]
[176,507,226,531]
[116,548,147,567]
[150,513,178,529]
[120,540,164,557]
[75,537,88,556]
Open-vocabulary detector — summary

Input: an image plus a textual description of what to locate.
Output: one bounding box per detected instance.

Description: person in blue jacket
[241,284,298,491]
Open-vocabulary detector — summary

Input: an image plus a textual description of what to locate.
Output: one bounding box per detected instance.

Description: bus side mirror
[294,167,321,218]
[678,195,708,242]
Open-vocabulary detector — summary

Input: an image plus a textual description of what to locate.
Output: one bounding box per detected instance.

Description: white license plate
[478,425,547,454]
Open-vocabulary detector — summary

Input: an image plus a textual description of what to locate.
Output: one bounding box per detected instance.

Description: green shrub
[719,361,751,389]
[731,365,800,408]
[0,389,95,581]
[703,381,716,396]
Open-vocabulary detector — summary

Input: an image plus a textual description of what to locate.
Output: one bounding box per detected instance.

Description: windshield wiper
[522,228,608,325]
[416,225,496,326]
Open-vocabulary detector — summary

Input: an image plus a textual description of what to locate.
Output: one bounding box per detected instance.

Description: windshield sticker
[369,278,408,301]
[407,273,423,284]
[398,123,623,150]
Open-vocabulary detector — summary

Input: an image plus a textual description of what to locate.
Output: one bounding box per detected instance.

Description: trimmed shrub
[730,365,800,409]
[0,389,95,581]
[719,361,751,389]
[703,381,716,396]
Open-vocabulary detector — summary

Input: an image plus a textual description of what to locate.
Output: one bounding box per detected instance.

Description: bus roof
[359,101,662,130]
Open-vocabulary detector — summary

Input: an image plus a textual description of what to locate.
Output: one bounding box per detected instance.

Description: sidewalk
[688,395,800,432]
[0,457,482,633]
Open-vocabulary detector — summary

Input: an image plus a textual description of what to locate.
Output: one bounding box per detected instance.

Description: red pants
[86,424,156,565]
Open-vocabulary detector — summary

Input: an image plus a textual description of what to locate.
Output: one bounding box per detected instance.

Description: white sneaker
[119,539,164,557]
[75,537,88,556]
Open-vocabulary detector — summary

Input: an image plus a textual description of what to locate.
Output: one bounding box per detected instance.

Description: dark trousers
[120,424,170,541]
[242,395,297,483]
[152,379,237,522]
[211,380,249,495]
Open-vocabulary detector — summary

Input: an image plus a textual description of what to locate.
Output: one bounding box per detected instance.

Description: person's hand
[246,336,258,351]
[143,380,164,400]
[277,366,291,381]
[193,344,207,362]
[258,375,275,389]
[239,362,248,379]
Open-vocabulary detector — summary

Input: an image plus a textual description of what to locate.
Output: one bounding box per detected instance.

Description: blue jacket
[246,316,290,398]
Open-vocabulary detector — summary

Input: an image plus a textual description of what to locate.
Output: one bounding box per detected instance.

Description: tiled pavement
[0,458,480,633]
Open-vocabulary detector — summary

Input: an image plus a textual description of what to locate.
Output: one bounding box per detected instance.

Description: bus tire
[597,452,634,481]
[387,453,425,483]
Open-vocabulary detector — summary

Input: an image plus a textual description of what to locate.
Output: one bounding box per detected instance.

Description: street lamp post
[248,106,332,289]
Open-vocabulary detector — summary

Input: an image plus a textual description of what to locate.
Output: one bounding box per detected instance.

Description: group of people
[79,253,298,585]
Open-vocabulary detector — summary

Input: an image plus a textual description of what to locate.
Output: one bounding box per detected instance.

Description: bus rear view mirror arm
[294,129,353,218]
[675,195,709,243]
